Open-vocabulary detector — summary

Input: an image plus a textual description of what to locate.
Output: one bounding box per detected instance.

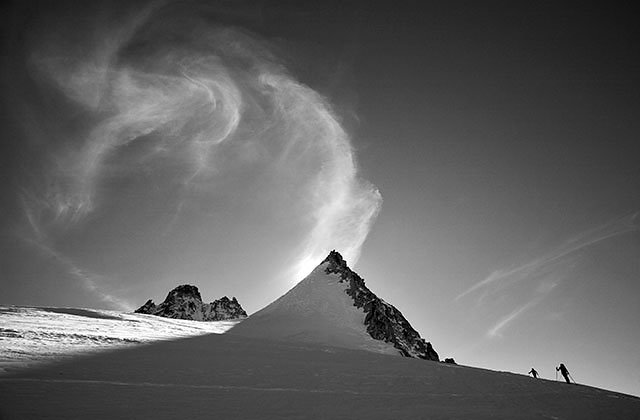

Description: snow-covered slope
[1,333,638,419]
[0,305,240,373]
[1,251,638,418]
[229,251,438,360]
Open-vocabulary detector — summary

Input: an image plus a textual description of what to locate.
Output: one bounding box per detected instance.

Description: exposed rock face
[203,296,247,321]
[136,299,156,314]
[135,285,247,321]
[323,250,440,361]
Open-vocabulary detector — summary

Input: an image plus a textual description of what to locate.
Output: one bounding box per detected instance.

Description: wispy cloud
[455,212,639,339]
[21,196,133,311]
[25,238,133,311]
[19,0,382,304]
[456,211,640,301]
[486,282,557,338]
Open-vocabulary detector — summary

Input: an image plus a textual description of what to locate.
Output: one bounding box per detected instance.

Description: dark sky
[1,1,639,396]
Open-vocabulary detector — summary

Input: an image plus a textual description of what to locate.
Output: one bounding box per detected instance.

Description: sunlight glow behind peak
[290,254,319,286]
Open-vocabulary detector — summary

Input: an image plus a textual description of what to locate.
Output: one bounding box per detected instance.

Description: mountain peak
[322,250,348,270]
[135,285,247,321]
[165,284,202,303]
[230,252,439,361]
[325,251,439,360]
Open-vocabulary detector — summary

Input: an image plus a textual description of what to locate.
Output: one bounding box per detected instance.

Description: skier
[556,363,571,383]
[528,367,539,379]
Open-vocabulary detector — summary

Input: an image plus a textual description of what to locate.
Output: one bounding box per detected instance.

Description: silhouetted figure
[528,368,539,378]
[556,363,571,383]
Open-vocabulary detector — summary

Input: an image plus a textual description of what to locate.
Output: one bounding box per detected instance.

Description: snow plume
[19,1,381,306]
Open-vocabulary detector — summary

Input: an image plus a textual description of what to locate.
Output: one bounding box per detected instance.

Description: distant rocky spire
[135,284,247,321]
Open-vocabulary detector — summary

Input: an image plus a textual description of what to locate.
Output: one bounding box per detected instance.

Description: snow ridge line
[322,251,439,361]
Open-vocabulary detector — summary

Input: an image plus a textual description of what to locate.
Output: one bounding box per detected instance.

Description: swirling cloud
[20,1,381,305]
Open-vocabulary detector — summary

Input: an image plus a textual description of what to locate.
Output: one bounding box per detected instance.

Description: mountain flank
[323,250,439,360]
[230,250,439,361]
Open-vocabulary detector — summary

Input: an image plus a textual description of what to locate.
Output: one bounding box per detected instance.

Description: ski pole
[555,370,558,381]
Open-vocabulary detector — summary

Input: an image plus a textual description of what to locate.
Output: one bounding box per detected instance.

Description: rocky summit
[322,251,439,361]
[135,285,247,321]
[229,250,439,361]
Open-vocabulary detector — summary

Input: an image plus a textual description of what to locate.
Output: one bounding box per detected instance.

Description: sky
[1,1,639,397]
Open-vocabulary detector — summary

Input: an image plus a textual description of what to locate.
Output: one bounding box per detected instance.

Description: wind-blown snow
[0,306,239,373]
[228,262,399,356]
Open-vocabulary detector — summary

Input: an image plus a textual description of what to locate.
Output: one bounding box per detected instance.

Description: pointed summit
[230,251,439,361]
[322,250,348,269]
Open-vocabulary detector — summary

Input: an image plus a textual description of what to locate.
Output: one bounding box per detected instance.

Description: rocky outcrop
[322,250,440,361]
[136,299,156,314]
[135,285,247,321]
[203,296,247,321]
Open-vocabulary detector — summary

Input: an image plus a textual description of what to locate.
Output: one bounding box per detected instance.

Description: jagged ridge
[135,285,247,321]
[322,251,439,361]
